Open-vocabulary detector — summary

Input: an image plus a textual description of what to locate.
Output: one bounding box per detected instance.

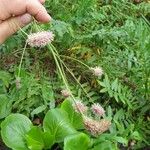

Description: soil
[0,140,10,150]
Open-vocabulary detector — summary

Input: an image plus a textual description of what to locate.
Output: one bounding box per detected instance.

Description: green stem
[47,45,74,99]
[18,42,28,77]
[52,50,93,103]
[60,55,90,69]
[47,44,85,115]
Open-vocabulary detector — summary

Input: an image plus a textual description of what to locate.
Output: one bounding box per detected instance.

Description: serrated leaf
[100,88,108,93]
[31,105,47,118]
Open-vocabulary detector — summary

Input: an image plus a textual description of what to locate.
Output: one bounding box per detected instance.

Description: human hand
[0,0,51,44]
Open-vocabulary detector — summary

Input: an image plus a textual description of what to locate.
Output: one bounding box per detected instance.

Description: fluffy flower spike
[61,89,71,97]
[73,100,87,114]
[27,31,54,47]
[90,66,103,77]
[15,77,21,89]
[91,103,105,117]
[83,117,111,136]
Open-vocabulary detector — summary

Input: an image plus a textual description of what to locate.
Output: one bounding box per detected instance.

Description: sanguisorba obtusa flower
[72,100,88,114]
[91,103,105,117]
[27,31,54,47]
[61,89,71,98]
[83,116,111,136]
[90,66,103,77]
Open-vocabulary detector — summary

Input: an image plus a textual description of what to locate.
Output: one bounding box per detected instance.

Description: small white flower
[73,100,87,113]
[91,103,105,117]
[90,66,103,77]
[61,89,71,97]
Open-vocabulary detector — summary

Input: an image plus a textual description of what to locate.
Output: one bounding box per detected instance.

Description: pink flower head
[83,116,111,136]
[91,103,105,117]
[27,31,54,47]
[61,89,71,97]
[90,66,103,77]
[15,77,21,89]
[73,100,87,114]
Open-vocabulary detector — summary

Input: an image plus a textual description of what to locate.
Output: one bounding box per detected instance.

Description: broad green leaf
[1,114,32,150]
[64,133,90,150]
[42,132,55,149]
[26,127,44,150]
[0,95,11,119]
[92,141,117,150]
[43,108,77,142]
[26,126,54,150]
[61,99,84,129]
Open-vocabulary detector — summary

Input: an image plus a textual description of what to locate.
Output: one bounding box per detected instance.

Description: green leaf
[26,127,44,150]
[104,74,111,89]
[64,133,90,150]
[31,105,47,118]
[26,126,54,150]
[0,95,12,119]
[111,78,118,92]
[92,141,117,150]
[61,99,84,129]
[42,132,55,149]
[100,88,108,93]
[0,71,11,88]
[112,136,128,145]
[41,82,55,108]
[43,108,77,142]
[1,114,32,150]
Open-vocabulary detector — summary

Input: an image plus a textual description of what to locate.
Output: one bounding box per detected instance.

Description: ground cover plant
[0,0,150,149]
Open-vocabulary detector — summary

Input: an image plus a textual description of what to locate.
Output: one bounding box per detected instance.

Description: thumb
[0,13,32,44]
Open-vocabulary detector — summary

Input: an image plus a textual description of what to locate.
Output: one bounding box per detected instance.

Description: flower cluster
[91,103,105,117]
[15,77,21,89]
[27,31,54,47]
[72,100,110,136]
[72,100,87,114]
[90,66,103,77]
[61,89,71,97]
[83,116,111,136]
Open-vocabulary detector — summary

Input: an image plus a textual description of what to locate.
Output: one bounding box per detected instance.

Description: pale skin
[0,0,51,44]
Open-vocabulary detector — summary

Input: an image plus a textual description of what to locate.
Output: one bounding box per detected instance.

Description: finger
[0,14,32,44]
[26,0,51,22]
[38,0,45,4]
[0,0,50,22]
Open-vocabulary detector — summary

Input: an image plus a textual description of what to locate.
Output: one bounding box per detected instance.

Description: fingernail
[20,14,32,24]
[45,13,52,22]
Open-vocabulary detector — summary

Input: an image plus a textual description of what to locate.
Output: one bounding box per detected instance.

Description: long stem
[50,46,93,102]
[47,44,85,115]
[17,42,28,77]
[58,56,93,103]
[47,45,74,98]
[60,55,90,69]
